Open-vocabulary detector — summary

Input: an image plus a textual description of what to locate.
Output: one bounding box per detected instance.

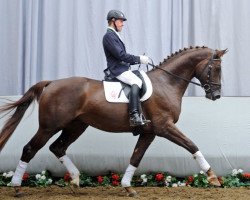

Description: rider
[102,9,150,127]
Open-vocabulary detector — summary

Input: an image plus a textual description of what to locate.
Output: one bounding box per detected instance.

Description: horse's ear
[216,49,228,58]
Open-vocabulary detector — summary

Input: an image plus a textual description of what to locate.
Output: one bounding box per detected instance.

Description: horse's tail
[0,80,52,151]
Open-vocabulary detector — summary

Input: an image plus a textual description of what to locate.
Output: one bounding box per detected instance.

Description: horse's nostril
[215,94,221,99]
[210,94,220,101]
[212,90,221,100]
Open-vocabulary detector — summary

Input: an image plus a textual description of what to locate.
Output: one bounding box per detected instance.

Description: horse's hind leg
[11,127,55,196]
[49,120,88,187]
[156,121,221,186]
[122,133,155,196]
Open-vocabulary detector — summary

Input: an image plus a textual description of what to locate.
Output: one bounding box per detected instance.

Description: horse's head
[195,49,228,100]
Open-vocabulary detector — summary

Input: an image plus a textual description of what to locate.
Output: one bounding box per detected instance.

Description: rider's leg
[129,84,144,126]
[116,70,149,126]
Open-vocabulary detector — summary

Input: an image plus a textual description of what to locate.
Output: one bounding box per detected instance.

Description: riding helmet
[107,10,127,21]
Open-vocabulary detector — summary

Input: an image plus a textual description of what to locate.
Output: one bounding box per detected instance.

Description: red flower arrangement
[186,176,194,185]
[22,172,29,181]
[64,172,72,182]
[155,173,164,182]
[243,173,250,179]
[112,173,119,180]
[112,180,119,186]
[111,173,120,186]
[97,176,103,184]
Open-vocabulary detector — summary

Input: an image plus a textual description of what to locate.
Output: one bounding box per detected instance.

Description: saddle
[103,70,153,103]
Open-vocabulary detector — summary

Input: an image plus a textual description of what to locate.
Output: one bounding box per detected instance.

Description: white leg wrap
[59,155,79,179]
[121,164,137,187]
[193,151,210,172]
[11,160,28,186]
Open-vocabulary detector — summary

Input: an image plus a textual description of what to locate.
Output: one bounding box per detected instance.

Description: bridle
[195,51,221,93]
[147,51,221,94]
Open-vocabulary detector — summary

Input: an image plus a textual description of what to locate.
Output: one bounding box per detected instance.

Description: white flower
[140,174,147,183]
[140,174,147,179]
[3,172,7,177]
[199,171,204,175]
[41,171,46,175]
[172,183,178,187]
[165,182,170,187]
[178,181,186,187]
[232,169,238,176]
[6,174,12,178]
[142,178,147,183]
[36,174,41,180]
[7,182,12,187]
[41,175,46,180]
[238,169,243,174]
[6,171,14,178]
[47,179,52,184]
[166,176,172,183]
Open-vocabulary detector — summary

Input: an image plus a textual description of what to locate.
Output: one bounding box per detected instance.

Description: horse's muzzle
[206,90,221,101]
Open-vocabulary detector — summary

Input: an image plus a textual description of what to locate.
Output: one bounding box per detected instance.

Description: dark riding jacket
[102,28,140,78]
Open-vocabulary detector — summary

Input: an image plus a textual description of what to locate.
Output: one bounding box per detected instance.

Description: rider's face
[114,19,124,32]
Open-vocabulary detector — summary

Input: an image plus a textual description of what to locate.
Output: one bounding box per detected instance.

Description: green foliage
[222,175,241,187]
[79,173,95,187]
[192,172,209,188]
[0,171,14,186]
[54,178,68,187]
[222,169,250,188]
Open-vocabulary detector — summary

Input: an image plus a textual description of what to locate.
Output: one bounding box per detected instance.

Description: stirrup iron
[130,113,151,127]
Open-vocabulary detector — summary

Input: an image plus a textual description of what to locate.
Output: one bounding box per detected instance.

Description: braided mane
[157,46,208,66]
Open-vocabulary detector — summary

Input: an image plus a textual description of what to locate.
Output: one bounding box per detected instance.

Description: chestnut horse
[0,46,227,197]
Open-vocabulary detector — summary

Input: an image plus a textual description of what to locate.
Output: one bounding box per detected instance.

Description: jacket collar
[107,26,123,42]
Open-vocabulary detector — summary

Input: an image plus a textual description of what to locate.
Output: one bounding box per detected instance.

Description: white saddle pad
[103,70,153,103]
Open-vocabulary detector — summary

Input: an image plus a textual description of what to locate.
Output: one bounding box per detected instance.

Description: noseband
[148,50,221,94]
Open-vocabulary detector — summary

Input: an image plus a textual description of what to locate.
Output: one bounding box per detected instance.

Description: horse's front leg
[121,133,155,196]
[156,121,221,187]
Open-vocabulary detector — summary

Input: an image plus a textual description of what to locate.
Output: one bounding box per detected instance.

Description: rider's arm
[103,33,140,65]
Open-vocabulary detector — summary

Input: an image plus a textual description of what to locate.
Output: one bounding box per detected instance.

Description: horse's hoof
[207,175,221,187]
[68,185,79,195]
[124,187,138,197]
[14,186,25,198]
[70,177,80,187]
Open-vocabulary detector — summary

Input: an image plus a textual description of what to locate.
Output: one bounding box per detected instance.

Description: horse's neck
[149,48,212,100]
[150,60,195,97]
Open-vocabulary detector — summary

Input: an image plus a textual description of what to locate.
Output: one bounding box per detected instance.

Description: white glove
[139,55,150,64]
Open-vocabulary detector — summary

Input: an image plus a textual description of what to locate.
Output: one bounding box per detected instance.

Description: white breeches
[116,70,142,88]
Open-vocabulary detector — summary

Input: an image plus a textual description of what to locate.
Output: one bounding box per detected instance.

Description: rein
[147,52,221,92]
[148,63,202,87]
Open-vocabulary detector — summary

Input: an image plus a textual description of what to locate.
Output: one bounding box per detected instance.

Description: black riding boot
[129,84,150,126]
